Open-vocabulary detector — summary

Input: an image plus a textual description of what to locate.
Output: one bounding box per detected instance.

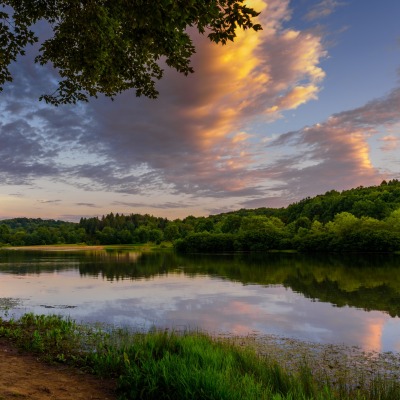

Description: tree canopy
[0,0,261,105]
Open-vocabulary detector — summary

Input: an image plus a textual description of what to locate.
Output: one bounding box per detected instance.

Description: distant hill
[282,179,400,223]
[216,178,400,223]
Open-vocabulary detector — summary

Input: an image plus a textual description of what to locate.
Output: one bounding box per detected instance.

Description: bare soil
[0,339,116,400]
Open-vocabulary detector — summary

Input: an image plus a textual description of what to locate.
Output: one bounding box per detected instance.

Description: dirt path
[0,339,116,400]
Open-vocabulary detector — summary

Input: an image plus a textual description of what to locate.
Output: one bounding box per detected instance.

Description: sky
[1,0,399,222]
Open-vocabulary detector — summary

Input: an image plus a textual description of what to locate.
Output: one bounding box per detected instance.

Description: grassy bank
[1,314,400,399]
[0,242,173,252]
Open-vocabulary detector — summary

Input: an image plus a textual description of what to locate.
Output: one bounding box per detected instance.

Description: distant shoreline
[0,244,167,252]
[1,244,106,251]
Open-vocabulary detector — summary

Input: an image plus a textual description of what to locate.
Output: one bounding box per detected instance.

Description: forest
[0,179,399,253]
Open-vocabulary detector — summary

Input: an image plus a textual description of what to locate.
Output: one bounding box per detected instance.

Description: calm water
[1,249,400,352]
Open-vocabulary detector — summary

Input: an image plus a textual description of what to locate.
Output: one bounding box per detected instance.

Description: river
[0,249,399,352]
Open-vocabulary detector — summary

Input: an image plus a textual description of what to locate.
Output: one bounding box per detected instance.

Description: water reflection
[0,250,400,351]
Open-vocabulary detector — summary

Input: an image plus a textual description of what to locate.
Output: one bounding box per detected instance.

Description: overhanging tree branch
[0,0,262,105]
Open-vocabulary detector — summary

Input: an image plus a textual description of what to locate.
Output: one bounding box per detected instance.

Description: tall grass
[1,313,400,400]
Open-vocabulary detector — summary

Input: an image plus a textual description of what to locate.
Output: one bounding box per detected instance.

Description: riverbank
[1,334,399,400]
[1,314,400,399]
[0,243,172,252]
[1,244,106,251]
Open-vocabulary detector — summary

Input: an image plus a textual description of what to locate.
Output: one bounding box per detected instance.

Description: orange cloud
[232,132,253,144]
[182,0,326,127]
[323,122,375,173]
[275,85,320,110]
[163,0,327,193]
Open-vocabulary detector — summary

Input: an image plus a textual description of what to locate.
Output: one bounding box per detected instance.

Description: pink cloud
[266,87,400,200]
[379,135,400,151]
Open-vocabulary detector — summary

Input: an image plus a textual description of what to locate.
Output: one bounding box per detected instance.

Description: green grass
[1,313,400,400]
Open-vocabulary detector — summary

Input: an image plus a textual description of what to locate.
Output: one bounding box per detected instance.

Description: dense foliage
[0,0,261,105]
[0,218,85,246]
[0,180,399,252]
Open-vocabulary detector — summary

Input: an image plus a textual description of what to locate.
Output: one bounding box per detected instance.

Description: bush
[174,233,235,253]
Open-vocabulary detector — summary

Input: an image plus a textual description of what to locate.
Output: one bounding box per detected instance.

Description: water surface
[1,249,399,352]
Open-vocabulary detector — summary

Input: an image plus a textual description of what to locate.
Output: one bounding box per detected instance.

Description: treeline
[175,211,400,253]
[0,179,399,252]
[0,218,85,246]
[175,180,400,252]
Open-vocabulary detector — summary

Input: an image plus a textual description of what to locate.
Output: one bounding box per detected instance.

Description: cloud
[379,135,400,151]
[0,0,326,200]
[8,193,24,198]
[75,203,98,208]
[38,199,62,204]
[266,87,400,200]
[304,0,345,21]
[0,45,90,186]
[65,0,327,198]
[0,0,327,210]
[112,201,190,210]
[0,119,60,184]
